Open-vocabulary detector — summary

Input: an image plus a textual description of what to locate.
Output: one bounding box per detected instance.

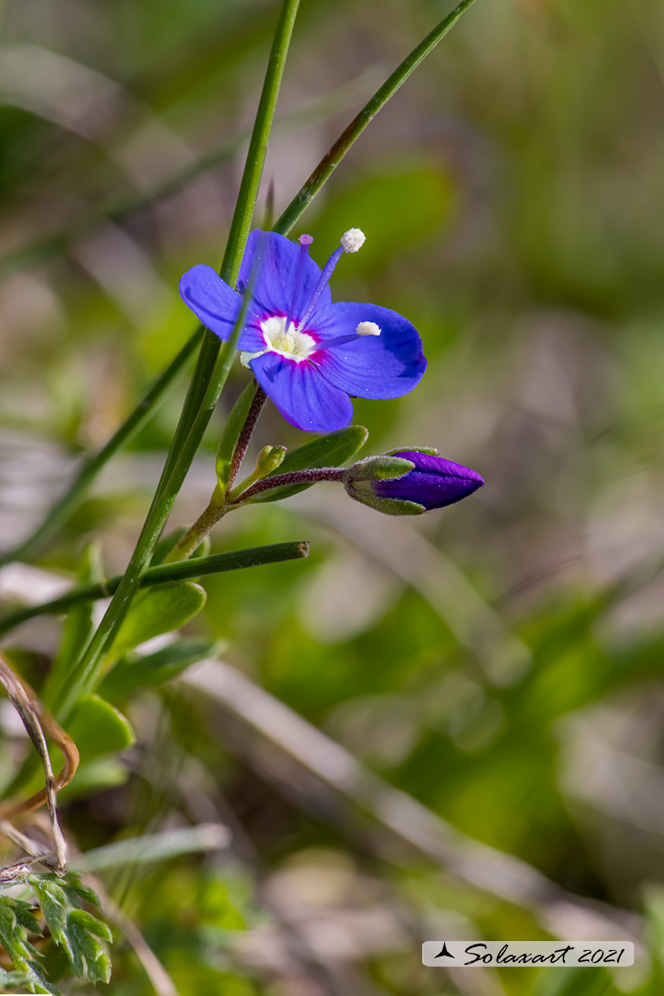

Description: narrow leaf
[110,581,207,658]
[98,638,219,703]
[65,695,135,764]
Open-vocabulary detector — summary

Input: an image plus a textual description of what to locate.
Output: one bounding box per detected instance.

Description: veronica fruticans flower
[179,229,427,432]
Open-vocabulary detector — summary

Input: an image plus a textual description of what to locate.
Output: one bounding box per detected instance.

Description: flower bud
[370,451,483,511]
[255,445,287,477]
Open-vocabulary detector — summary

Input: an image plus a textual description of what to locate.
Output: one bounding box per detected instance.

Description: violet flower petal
[311,302,427,399]
[250,350,353,433]
[373,451,484,510]
[179,264,243,341]
[238,230,331,322]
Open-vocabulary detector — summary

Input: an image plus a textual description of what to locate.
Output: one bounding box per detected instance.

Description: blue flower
[371,451,484,510]
[179,229,427,432]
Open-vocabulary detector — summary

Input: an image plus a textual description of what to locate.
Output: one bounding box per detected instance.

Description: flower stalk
[227,386,269,489]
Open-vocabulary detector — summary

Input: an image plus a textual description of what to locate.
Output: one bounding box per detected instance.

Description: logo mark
[435,942,456,960]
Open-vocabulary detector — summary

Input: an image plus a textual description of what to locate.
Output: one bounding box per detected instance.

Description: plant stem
[169,384,269,560]
[230,466,346,503]
[169,495,227,563]
[0,542,310,637]
[54,0,302,723]
[227,386,268,489]
[273,0,480,235]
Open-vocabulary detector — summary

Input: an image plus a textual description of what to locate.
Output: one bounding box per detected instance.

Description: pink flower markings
[179,229,427,432]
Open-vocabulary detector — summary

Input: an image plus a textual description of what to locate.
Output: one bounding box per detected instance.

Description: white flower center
[240,315,317,367]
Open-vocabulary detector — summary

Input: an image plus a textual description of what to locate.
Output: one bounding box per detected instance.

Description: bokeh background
[1,0,664,993]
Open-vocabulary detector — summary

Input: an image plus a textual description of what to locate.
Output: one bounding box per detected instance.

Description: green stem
[169,493,227,563]
[273,0,480,235]
[0,0,479,569]
[54,0,302,723]
[0,542,310,637]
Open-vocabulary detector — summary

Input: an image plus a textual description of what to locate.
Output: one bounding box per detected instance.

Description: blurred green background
[1,0,664,993]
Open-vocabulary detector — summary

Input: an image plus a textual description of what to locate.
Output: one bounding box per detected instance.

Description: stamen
[285,234,314,332]
[298,228,367,330]
[356,321,381,336]
[340,228,366,253]
[298,247,343,329]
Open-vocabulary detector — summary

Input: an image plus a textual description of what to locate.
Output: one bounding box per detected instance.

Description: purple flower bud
[371,451,484,510]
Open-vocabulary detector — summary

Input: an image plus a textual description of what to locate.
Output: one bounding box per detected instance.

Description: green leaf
[98,638,219,703]
[248,425,368,503]
[0,901,37,970]
[65,695,135,764]
[28,872,101,913]
[110,580,207,657]
[30,881,71,959]
[58,758,128,800]
[57,874,102,911]
[68,909,112,944]
[0,967,37,991]
[67,910,112,984]
[0,899,57,993]
[9,899,41,936]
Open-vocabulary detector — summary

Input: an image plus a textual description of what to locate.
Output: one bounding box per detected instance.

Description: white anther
[356,321,381,337]
[340,228,366,253]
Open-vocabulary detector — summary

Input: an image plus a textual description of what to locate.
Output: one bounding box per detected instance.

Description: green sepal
[110,581,207,658]
[346,455,414,482]
[346,485,425,516]
[248,425,368,503]
[98,638,220,703]
[384,445,438,456]
[215,380,258,493]
[65,694,135,764]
